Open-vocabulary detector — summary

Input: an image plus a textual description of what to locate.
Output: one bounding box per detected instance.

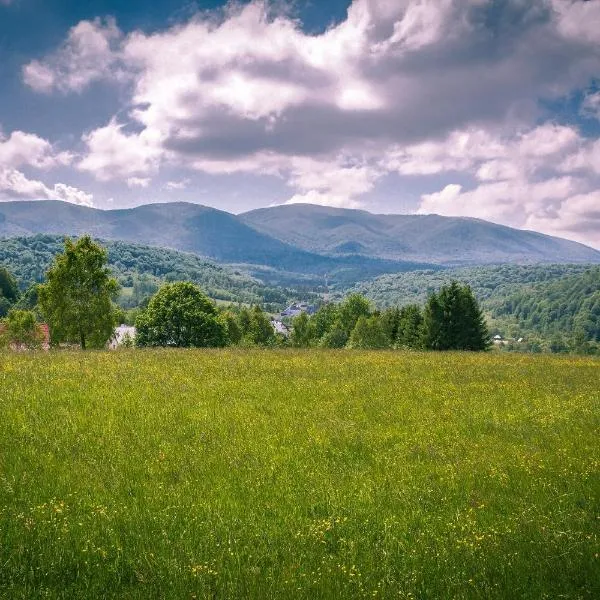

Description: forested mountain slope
[0,235,293,307]
[353,264,600,342]
[1,201,599,271]
[489,267,600,342]
[0,201,436,284]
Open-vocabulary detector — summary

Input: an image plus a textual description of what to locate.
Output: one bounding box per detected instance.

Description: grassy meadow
[0,350,598,599]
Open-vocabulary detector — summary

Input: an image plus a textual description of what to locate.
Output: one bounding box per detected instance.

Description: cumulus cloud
[0,129,90,206]
[0,130,72,169]
[38,1,593,179]
[23,0,600,243]
[413,122,600,245]
[0,168,93,206]
[284,156,382,208]
[23,17,123,93]
[78,119,162,181]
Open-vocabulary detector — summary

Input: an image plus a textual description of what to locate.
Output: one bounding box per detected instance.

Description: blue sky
[1,0,600,247]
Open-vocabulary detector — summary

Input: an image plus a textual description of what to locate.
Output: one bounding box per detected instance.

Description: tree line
[288,285,489,351]
[1,236,491,352]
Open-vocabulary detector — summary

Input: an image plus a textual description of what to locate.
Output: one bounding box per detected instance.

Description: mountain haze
[241,204,600,265]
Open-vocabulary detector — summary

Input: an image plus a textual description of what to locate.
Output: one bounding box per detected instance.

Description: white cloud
[284,156,381,208]
[22,0,600,243]
[419,176,583,227]
[127,177,150,188]
[525,190,600,247]
[551,0,600,46]
[50,1,595,188]
[0,168,93,206]
[560,138,600,174]
[165,179,190,190]
[413,122,600,245]
[23,17,123,93]
[79,119,161,180]
[0,130,72,169]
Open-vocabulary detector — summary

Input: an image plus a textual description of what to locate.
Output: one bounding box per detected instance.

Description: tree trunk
[80,332,86,350]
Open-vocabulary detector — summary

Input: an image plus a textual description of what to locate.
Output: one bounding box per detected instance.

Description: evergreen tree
[380,307,401,345]
[455,284,490,351]
[422,282,489,351]
[395,305,424,349]
[422,291,447,350]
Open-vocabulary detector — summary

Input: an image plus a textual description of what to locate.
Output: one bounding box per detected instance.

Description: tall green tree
[135,282,227,347]
[311,303,339,341]
[38,236,119,349]
[422,282,489,351]
[380,307,401,345]
[221,311,243,345]
[338,294,371,335]
[290,312,312,347]
[396,304,424,349]
[246,305,275,346]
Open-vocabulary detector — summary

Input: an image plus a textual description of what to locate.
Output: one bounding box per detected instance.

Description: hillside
[490,267,600,342]
[0,201,437,285]
[241,204,600,265]
[353,264,600,342]
[0,235,296,308]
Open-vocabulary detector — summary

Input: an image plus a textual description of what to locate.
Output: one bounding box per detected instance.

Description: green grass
[0,350,598,599]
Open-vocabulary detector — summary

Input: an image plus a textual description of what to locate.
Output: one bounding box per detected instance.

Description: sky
[0,0,600,248]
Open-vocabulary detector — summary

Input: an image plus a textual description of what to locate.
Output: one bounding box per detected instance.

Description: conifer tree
[422,282,489,351]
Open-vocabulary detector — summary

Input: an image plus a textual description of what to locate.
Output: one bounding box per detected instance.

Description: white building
[109,324,136,349]
[272,320,290,336]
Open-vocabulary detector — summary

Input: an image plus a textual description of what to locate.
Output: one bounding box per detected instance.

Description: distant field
[0,350,598,599]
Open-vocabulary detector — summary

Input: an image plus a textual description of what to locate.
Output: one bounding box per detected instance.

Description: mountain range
[241,204,600,265]
[1,201,599,286]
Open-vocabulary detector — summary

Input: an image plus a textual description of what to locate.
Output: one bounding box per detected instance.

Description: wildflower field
[0,350,598,599]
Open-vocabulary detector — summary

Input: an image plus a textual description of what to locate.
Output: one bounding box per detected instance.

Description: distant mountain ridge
[0,201,437,286]
[240,204,600,265]
[0,201,599,277]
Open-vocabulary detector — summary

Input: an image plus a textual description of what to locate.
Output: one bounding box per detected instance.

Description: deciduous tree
[135,282,227,347]
[38,236,119,349]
